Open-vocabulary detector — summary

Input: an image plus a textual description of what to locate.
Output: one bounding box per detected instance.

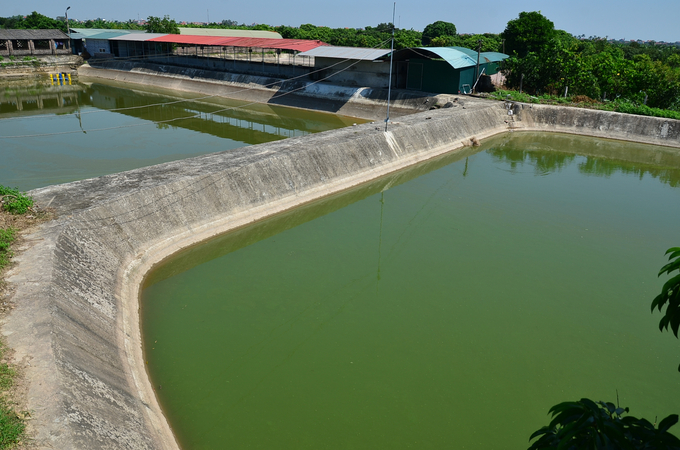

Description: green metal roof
[449,47,508,64]
[82,31,132,40]
[412,47,477,69]
[71,28,132,38]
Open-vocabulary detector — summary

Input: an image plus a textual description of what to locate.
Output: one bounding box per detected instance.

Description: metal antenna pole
[385,2,396,132]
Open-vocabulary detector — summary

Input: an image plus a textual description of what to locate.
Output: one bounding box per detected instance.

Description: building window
[34,39,51,50]
[11,40,29,50]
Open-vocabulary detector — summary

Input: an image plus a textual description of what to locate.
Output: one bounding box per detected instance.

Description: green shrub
[614,102,680,120]
[0,186,33,215]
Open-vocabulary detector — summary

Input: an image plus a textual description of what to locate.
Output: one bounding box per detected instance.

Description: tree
[422,20,456,46]
[652,247,680,369]
[502,11,555,57]
[145,15,179,34]
[5,11,66,32]
[529,399,680,450]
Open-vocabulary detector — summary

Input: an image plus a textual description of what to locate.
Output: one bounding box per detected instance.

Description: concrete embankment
[3,101,680,449]
[78,61,450,121]
[0,55,84,79]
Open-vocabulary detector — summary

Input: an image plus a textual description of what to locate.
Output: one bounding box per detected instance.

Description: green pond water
[0,79,360,190]
[141,132,680,449]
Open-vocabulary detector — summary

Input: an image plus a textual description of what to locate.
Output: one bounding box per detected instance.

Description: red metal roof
[149,35,328,52]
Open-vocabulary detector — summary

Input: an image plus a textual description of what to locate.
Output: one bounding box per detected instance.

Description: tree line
[502,11,680,111]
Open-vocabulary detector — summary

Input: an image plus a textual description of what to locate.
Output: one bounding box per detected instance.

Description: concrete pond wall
[3,100,680,449]
[78,61,446,121]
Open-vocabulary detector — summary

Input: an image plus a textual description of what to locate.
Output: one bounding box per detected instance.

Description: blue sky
[9,0,680,43]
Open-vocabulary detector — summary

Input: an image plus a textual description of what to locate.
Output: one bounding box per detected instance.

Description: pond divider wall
[4,101,680,449]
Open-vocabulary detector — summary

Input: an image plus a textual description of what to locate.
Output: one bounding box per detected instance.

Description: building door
[406,62,423,91]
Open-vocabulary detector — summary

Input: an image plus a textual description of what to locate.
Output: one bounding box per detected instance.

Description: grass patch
[487,89,680,120]
[0,228,16,272]
[0,341,25,449]
[0,187,33,215]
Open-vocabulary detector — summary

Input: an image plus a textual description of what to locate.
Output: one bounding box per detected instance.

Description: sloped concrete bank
[78,61,451,121]
[0,55,84,79]
[3,102,680,449]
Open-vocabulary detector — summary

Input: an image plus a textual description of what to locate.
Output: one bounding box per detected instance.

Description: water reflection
[0,80,358,144]
[0,82,83,116]
[0,78,362,190]
[488,133,680,187]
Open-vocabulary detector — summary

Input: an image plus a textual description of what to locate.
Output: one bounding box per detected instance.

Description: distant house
[0,29,71,57]
[70,28,146,57]
[297,45,508,94]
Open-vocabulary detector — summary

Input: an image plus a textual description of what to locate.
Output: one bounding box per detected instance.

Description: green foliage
[0,11,66,32]
[145,15,180,34]
[0,186,33,215]
[612,102,680,120]
[652,247,680,371]
[529,398,680,449]
[22,11,66,31]
[275,23,420,50]
[81,18,144,30]
[422,21,456,46]
[0,403,25,449]
[502,11,555,57]
[0,341,25,449]
[502,15,680,110]
[0,228,15,271]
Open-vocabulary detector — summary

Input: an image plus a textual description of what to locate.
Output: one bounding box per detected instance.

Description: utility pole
[384,2,396,132]
[474,39,482,93]
[65,6,71,53]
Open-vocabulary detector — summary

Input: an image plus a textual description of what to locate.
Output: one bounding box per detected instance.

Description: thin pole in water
[385,2,396,132]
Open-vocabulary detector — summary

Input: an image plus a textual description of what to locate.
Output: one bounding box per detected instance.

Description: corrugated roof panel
[0,29,70,40]
[82,31,133,40]
[214,38,329,52]
[448,47,509,64]
[71,28,132,38]
[149,35,328,52]
[412,47,477,69]
[449,46,477,58]
[179,28,283,39]
[296,46,391,60]
[480,52,509,63]
[110,33,168,41]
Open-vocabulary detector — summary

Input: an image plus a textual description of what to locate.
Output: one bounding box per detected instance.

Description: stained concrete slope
[3,101,680,449]
[77,61,451,121]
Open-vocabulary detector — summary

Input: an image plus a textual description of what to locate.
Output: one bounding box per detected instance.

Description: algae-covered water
[0,79,361,190]
[141,132,680,449]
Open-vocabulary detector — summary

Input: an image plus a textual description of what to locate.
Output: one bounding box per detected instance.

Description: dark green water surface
[0,79,360,190]
[141,133,680,449]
